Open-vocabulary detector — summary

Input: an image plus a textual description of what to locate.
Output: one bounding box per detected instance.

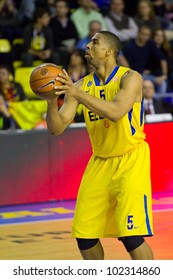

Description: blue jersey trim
[93,66,120,86]
[128,109,136,135]
[93,72,100,86]
[105,66,120,84]
[144,195,152,235]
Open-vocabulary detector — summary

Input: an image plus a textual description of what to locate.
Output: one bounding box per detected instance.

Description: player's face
[85,33,109,65]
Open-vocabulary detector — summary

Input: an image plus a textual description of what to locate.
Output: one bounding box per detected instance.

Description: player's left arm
[54,70,142,122]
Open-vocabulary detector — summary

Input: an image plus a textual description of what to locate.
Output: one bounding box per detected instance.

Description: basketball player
[46,31,154,260]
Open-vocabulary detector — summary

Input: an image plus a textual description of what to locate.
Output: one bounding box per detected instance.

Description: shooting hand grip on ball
[29,63,63,100]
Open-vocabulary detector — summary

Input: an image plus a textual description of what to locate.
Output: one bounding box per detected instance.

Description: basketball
[29,63,63,100]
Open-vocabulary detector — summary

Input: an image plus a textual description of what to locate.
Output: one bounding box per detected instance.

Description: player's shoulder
[120,69,142,87]
[122,69,142,80]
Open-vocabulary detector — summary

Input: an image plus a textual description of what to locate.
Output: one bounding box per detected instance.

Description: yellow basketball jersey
[82,66,146,157]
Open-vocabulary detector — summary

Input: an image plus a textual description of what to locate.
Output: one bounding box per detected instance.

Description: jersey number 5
[100,90,105,100]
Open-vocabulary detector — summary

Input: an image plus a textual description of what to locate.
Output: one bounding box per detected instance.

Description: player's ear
[105,49,113,57]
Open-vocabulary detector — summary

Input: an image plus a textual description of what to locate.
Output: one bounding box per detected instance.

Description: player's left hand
[54,69,77,97]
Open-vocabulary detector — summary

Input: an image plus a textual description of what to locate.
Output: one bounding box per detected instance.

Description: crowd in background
[0,0,173,130]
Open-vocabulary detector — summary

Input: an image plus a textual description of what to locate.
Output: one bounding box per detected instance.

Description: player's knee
[76,238,99,250]
[119,236,145,252]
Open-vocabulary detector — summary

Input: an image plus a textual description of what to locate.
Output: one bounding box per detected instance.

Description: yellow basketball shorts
[72,142,154,238]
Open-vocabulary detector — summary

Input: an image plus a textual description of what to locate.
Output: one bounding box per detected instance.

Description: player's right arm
[46,80,81,135]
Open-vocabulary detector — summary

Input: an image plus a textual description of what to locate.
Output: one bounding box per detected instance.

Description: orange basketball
[29,63,63,100]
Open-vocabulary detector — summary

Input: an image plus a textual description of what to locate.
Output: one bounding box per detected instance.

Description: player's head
[100,31,121,57]
[85,31,121,66]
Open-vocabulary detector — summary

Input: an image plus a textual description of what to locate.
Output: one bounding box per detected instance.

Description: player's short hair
[98,31,121,59]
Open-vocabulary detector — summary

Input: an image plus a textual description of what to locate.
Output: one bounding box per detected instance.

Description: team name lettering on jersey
[88,111,104,122]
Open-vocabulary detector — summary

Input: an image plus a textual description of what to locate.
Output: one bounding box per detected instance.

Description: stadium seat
[13,60,23,70]
[14,67,37,99]
[12,38,24,46]
[0,39,11,53]
[32,60,44,67]
[13,60,44,70]
[12,38,43,69]
[12,38,24,68]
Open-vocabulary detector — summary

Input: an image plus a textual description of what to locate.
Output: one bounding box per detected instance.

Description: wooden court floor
[0,210,173,260]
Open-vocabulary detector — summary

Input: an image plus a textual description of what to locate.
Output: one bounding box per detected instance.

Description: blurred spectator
[152,0,173,29]
[0,64,26,129]
[70,0,107,39]
[46,0,56,16]
[68,49,88,122]
[122,25,168,94]
[35,0,56,16]
[152,28,173,92]
[68,49,88,82]
[165,1,173,21]
[21,7,59,67]
[151,0,167,18]
[49,0,79,68]
[143,79,166,116]
[134,0,163,32]
[105,0,138,46]
[76,20,102,51]
[57,49,88,122]
[0,0,21,42]
[117,51,129,67]
[17,0,36,27]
